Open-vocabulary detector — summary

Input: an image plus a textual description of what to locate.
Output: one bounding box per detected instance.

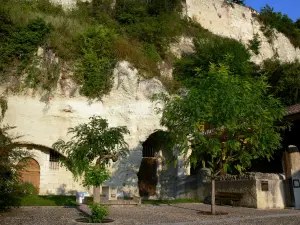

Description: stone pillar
[287,145,300,209]
[155,150,163,199]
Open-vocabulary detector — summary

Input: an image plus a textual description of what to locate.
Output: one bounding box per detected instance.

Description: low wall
[215,179,257,208]
[168,172,286,209]
[255,173,286,209]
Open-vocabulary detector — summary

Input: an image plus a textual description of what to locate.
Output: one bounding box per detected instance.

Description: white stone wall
[2,61,165,196]
[24,148,90,195]
[185,0,300,64]
[256,177,285,209]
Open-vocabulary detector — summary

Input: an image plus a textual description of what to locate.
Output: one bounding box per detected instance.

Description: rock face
[1,61,166,196]
[4,0,300,197]
[184,0,300,64]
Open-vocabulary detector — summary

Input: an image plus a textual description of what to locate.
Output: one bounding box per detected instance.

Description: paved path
[1,204,300,225]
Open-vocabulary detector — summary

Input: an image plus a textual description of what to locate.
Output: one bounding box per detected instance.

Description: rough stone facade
[2,60,166,197]
[4,0,300,200]
[184,0,300,64]
[22,147,90,195]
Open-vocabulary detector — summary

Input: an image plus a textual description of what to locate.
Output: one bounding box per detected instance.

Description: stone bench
[215,192,243,206]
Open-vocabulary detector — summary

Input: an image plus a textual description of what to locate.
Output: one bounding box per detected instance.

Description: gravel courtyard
[1,204,300,225]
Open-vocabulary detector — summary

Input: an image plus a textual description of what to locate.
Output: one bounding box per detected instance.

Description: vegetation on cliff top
[0,0,299,106]
[257,5,300,48]
[0,0,201,97]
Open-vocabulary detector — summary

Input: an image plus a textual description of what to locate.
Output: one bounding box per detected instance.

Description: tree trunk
[211,179,216,215]
[93,186,101,204]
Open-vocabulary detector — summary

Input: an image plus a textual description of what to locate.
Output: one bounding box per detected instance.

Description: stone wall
[2,61,166,197]
[172,172,286,209]
[22,147,90,195]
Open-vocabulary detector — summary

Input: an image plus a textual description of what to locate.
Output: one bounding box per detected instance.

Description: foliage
[159,63,284,176]
[258,5,300,48]
[75,26,117,98]
[248,33,261,55]
[0,16,52,74]
[88,203,109,223]
[0,125,31,212]
[24,53,61,91]
[82,165,110,187]
[228,0,245,6]
[21,195,77,206]
[21,182,38,195]
[53,116,129,187]
[174,36,255,87]
[261,59,300,106]
[296,18,300,30]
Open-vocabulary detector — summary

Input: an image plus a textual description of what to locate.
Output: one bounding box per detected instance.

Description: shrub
[88,203,109,223]
[114,38,159,77]
[261,59,300,106]
[21,182,38,195]
[75,26,117,98]
[174,35,254,87]
[0,17,52,73]
[0,125,32,212]
[228,0,245,6]
[248,33,261,55]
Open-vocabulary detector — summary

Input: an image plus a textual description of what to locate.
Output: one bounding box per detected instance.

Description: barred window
[142,146,155,158]
[49,150,59,170]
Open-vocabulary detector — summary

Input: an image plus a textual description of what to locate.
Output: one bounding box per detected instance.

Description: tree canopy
[160,63,284,176]
[261,59,300,106]
[53,116,130,186]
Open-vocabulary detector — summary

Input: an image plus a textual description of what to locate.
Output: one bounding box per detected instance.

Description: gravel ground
[1,204,300,225]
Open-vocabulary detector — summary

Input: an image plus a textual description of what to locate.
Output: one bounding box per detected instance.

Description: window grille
[142,146,155,158]
[49,150,59,170]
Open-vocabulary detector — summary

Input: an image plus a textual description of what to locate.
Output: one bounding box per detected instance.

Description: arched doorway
[18,158,40,193]
[137,131,171,198]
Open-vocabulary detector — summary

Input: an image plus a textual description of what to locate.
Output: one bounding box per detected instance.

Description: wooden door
[18,158,40,193]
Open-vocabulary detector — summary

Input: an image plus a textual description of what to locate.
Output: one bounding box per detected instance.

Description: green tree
[295,18,300,30]
[158,63,284,214]
[0,97,31,212]
[261,59,300,106]
[53,116,129,202]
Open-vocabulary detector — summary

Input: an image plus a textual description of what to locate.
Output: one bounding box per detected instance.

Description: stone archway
[18,157,40,193]
[137,130,171,198]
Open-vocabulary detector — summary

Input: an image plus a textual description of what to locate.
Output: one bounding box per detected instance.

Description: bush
[0,16,52,73]
[0,125,32,212]
[248,33,261,55]
[174,35,254,87]
[21,182,38,195]
[88,203,109,223]
[261,59,300,106]
[75,26,117,98]
[258,5,300,48]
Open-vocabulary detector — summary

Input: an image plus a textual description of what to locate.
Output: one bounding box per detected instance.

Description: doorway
[18,158,40,193]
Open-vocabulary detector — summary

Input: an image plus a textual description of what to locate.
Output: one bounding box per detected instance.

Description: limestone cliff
[2,0,299,196]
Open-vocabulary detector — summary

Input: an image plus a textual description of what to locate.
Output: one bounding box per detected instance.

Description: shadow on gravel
[165,204,201,212]
[197,210,228,215]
